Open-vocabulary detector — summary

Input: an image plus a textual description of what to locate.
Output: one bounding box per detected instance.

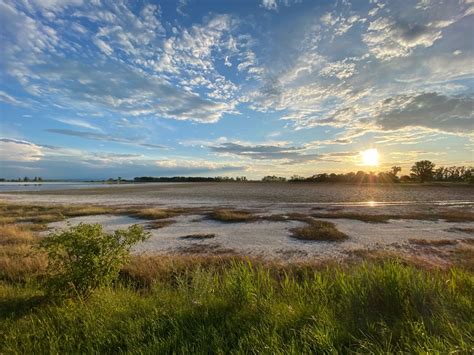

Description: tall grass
[1,260,473,353]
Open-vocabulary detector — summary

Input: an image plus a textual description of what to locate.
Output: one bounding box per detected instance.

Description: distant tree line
[133,176,248,183]
[1,161,470,184]
[0,176,43,182]
[261,161,473,184]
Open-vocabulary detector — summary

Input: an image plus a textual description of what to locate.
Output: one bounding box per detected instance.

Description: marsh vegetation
[0,201,473,352]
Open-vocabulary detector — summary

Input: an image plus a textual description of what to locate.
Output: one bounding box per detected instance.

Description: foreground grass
[1,259,473,353]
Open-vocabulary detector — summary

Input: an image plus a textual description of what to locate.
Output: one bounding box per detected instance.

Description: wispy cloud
[46,129,166,149]
[54,118,102,131]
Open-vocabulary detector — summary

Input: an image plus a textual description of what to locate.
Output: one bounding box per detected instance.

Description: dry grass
[62,206,114,217]
[409,239,458,246]
[0,224,34,245]
[0,223,47,281]
[145,220,175,229]
[290,220,349,242]
[448,227,474,235]
[177,243,236,255]
[120,254,248,288]
[312,212,391,223]
[312,209,474,223]
[209,209,256,223]
[180,233,216,239]
[131,207,179,220]
[446,245,474,271]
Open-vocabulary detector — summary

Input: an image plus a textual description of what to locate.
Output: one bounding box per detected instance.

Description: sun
[361,148,379,166]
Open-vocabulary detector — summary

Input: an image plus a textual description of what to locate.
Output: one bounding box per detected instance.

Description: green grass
[1,260,473,353]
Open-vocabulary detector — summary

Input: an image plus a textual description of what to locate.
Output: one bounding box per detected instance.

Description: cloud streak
[46,129,166,149]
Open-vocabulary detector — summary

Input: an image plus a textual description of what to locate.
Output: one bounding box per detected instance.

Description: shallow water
[3,182,474,209]
[0,182,117,192]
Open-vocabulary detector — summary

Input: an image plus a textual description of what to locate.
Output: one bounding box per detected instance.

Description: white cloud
[260,0,300,11]
[0,138,43,162]
[363,17,443,60]
[261,0,277,11]
[93,37,113,55]
[0,91,27,106]
[54,118,102,131]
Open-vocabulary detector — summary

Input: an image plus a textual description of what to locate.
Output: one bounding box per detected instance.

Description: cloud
[0,138,43,162]
[54,118,102,131]
[260,0,300,11]
[363,18,443,60]
[93,37,113,55]
[374,93,474,133]
[31,59,234,123]
[261,0,277,11]
[0,136,245,179]
[209,142,357,164]
[155,159,245,172]
[0,91,27,106]
[2,2,239,123]
[46,129,167,148]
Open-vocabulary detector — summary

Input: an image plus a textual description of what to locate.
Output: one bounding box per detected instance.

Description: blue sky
[0,0,472,179]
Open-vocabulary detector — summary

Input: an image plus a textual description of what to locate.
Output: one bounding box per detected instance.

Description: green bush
[39,223,149,299]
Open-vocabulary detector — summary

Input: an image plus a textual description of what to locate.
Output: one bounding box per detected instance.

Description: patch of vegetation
[180,233,216,239]
[312,209,474,223]
[409,238,458,246]
[290,220,349,242]
[1,259,473,353]
[177,243,235,255]
[262,214,289,222]
[209,209,256,223]
[145,220,175,229]
[39,223,149,299]
[448,227,474,235]
[312,212,391,223]
[0,223,47,282]
[129,207,180,220]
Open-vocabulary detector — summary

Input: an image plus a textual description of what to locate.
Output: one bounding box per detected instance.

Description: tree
[410,160,435,183]
[391,166,401,177]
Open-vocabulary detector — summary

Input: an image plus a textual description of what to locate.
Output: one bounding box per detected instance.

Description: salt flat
[7,182,474,261]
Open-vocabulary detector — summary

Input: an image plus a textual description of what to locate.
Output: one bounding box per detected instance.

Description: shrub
[39,223,149,299]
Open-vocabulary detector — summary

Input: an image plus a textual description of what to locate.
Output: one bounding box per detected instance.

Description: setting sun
[361,148,379,166]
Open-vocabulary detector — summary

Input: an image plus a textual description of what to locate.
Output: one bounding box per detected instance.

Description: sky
[0,0,473,180]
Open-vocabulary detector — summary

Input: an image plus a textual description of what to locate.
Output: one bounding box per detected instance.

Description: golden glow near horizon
[361,148,380,166]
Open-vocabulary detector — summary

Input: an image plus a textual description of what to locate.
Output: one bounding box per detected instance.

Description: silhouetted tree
[411,160,435,183]
[391,166,401,176]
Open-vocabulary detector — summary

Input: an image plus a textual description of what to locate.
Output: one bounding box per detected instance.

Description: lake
[1,182,473,209]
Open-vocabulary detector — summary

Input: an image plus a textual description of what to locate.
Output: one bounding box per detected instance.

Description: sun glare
[361,148,379,166]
